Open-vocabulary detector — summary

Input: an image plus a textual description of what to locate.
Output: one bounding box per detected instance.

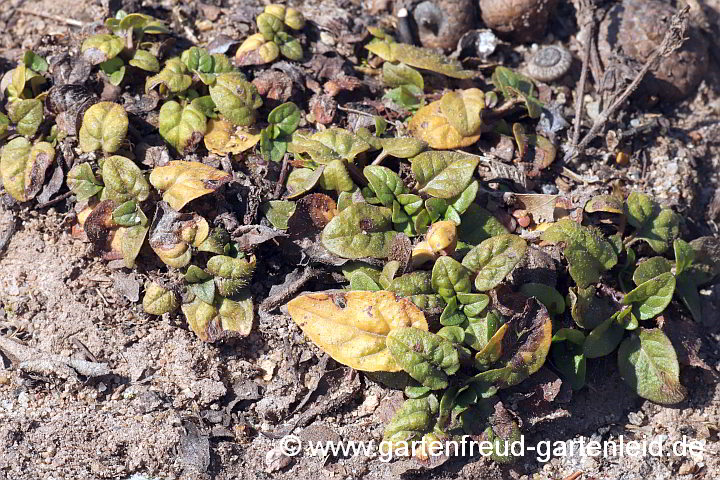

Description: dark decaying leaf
[471,297,553,389]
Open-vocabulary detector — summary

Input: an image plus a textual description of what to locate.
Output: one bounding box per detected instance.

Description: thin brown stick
[273,154,291,200]
[571,1,596,152]
[16,8,85,27]
[567,6,690,161]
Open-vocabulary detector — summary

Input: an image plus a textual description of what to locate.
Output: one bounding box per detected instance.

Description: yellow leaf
[408,89,484,149]
[287,290,428,372]
[149,160,232,211]
[408,101,480,149]
[204,118,261,155]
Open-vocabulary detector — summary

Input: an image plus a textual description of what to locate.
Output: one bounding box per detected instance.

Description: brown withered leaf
[83,199,120,259]
[233,224,287,251]
[252,70,295,102]
[323,75,364,97]
[288,193,337,237]
[149,201,209,268]
[309,93,337,125]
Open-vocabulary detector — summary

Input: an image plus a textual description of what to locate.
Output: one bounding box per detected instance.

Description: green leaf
[158,101,207,153]
[23,50,49,72]
[81,34,125,64]
[185,265,212,283]
[197,228,230,254]
[386,327,460,390]
[624,192,680,254]
[675,275,703,323]
[8,99,43,136]
[385,271,432,297]
[465,310,503,352]
[457,204,508,245]
[383,62,424,89]
[143,282,178,315]
[583,314,625,359]
[262,200,296,230]
[145,57,193,94]
[121,206,149,268]
[0,113,9,135]
[623,272,676,320]
[673,238,694,276]
[275,31,303,61]
[383,396,437,447]
[67,162,103,201]
[519,283,565,316]
[431,256,472,301]
[363,165,408,208]
[618,328,686,404]
[550,329,586,391]
[181,46,214,72]
[78,102,128,153]
[257,12,285,40]
[129,49,160,72]
[321,203,398,259]
[112,200,141,226]
[209,73,262,126]
[411,151,480,199]
[349,271,382,291]
[632,257,672,286]
[366,41,474,79]
[568,285,616,330]
[383,85,423,110]
[268,102,301,135]
[0,138,54,202]
[206,255,256,281]
[318,160,354,193]
[290,128,371,164]
[191,278,216,304]
[541,219,618,288]
[286,167,323,198]
[190,96,217,119]
[491,67,542,118]
[260,127,288,162]
[100,155,150,203]
[378,137,427,159]
[100,57,126,86]
[461,234,527,291]
[374,116,388,136]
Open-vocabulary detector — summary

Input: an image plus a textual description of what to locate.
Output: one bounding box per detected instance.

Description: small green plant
[235,5,305,66]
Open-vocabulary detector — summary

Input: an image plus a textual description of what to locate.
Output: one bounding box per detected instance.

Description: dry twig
[16,8,85,27]
[0,335,111,380]
[565,6,691,161]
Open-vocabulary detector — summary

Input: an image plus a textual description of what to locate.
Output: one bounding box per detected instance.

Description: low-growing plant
[0,4,718,470]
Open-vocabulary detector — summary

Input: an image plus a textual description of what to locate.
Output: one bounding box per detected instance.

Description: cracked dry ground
[1,0,720,479]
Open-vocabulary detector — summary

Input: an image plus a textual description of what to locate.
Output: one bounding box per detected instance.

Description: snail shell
[479,0,557,43]
[412,0,476,50]
[527,45,572,82]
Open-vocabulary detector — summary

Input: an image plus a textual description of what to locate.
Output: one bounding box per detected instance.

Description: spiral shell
[527,45,572,82]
